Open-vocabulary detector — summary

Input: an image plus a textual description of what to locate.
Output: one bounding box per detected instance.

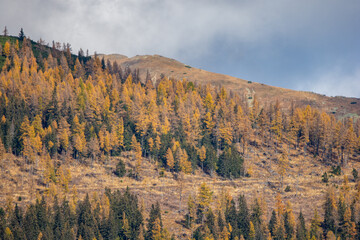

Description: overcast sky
[1,0,359,97]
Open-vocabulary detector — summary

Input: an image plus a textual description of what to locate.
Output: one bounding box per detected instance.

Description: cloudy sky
[1,0,359,97]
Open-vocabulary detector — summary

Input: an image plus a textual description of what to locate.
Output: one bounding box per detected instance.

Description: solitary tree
[165,148,174,170]
[131,135,142,179]
[277,151,289,190]
[187,194,196,227]
[3,26,8,36]
[249,221,256,240]
[19,28,25,40]
[197,182,213,223]
[199,145,206,171]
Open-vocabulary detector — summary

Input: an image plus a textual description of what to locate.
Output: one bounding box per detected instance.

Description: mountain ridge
[98,53,360,119]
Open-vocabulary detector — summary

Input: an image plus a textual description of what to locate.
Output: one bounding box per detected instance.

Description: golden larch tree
[197,182,213,223]
[71,116,86,158]
[177,148,192,174]
[249,221,256,240]
[199,145,206,171]
[131,135,142,179]
[277,151,289,189]
[165,147,174,170]
[3,41,10,57]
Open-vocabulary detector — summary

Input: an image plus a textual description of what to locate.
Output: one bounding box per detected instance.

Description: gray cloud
[1,0,359,97]
[295,66,360,98]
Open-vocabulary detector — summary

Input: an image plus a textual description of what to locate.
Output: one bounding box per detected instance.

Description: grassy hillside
[1,144,360,238]
[99,54,360,119]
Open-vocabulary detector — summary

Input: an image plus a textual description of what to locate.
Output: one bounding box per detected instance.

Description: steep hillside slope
[2,146,360,238]
[99,54,360,118]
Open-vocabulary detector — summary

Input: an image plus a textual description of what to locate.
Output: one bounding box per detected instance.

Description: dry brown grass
[1,144,360,238]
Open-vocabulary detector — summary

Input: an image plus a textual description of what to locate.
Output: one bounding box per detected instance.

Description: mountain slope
[0,36,359,239]
[99,54,360,118]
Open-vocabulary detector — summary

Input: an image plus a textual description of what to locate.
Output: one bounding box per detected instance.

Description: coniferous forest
[0,29,360,239]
